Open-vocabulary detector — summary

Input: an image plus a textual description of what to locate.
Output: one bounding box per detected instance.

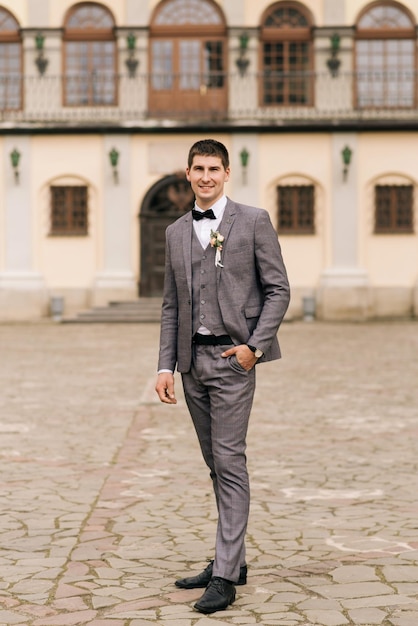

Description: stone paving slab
[0,321,417,625]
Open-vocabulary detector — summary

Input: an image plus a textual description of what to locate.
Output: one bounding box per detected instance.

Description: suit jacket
[158,198,290,373]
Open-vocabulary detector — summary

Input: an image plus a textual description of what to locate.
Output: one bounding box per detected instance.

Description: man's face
[186,155,230,210]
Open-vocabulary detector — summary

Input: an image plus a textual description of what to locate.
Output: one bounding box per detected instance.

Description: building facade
[1,0,418,321]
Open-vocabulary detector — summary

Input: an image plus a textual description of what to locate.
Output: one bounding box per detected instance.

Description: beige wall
[0,145,4,270]
[2,130,418,318]
[6,0,418,29]
[259,134,330,289]
[359,134,418,288]
[32,136,102,289]
[1,0,27,24]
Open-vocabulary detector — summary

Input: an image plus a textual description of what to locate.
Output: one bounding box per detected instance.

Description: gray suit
[158,198,290,582]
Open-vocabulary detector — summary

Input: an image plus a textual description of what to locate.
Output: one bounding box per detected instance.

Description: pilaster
[230,134,259,207]
[318,132,371,320]
[413,281,418,317]
[0,136,46,320]
[92,135,136,306]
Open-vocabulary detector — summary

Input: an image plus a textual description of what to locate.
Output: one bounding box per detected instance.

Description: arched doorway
[139,173,194,296]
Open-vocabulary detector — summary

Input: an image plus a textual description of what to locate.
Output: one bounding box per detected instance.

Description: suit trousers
[181,344,256,583]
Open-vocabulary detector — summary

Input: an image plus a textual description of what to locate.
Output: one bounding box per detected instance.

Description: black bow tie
[192,208,216,221]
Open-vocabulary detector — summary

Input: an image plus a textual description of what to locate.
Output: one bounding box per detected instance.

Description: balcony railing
[1,71,418,126]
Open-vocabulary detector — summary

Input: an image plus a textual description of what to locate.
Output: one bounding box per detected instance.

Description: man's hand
[155,372,177,404]
[221,344,258,371]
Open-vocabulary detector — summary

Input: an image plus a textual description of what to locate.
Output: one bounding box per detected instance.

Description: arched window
[372,174,415,233]
[0,7,22,110]
[260,2,314,106]
[276,176,316,234]
[355,1,416,108]
[50,184,89,236]
[63,2,116,106]
[149,0,227,118]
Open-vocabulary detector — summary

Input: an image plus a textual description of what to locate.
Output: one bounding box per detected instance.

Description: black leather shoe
[175,560,247,589]
[194,577,236,614]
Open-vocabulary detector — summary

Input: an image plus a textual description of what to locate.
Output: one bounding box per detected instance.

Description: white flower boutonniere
[210,229,224,267]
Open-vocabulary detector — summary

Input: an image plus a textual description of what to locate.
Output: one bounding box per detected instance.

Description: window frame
[62,2,117,107]
[148,0,227,117]
[259,1,314,108]
[277,183,315,234]
[0,7,23,111]
[374,183,414,234]
[354,0,417,109]
[49,185,89,237]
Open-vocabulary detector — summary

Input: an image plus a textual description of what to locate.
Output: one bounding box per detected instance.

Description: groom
[155,139,290,613]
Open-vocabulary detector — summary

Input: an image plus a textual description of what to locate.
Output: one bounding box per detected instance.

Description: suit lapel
[219,198,237,238]
[216,198,237,284]
[182,214,193,295]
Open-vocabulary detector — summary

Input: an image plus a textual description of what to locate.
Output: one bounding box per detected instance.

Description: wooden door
[149,37,227,118]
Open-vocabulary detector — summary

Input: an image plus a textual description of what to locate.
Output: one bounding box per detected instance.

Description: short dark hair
[188,139,229,170]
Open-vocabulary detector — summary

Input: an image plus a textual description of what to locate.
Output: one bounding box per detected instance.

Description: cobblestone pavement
[0,321,417,626]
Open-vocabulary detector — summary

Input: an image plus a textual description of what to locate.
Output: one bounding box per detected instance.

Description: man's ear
[185,167,190,181]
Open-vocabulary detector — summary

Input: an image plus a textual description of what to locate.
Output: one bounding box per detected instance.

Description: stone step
[62,298,162,323]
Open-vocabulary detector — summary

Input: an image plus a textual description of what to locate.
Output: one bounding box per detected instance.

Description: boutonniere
[210,230,224,267]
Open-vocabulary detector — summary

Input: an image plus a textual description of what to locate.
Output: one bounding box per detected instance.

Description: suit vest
[192,230,228,336]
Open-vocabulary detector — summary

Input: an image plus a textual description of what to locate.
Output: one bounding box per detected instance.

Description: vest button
[200,314,205,319]
[202,255,207,260]
[200,270,205,274]
[201,299,206,305]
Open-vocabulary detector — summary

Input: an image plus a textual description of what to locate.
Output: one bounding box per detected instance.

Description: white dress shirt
[193,196,227,335]
[193,195,227,249]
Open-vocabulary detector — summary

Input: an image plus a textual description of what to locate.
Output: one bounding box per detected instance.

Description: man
[155,139,290,614]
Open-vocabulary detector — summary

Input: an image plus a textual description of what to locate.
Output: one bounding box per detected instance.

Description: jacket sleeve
[157,230,179,372]
[247,209,290,353]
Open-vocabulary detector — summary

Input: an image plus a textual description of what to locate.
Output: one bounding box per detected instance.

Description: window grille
[260,2,313,107]
[374,185,413,233]
[277,184,315,233]
[356,3,415,108]
[63,3,116,106]
[154,0,223,25]
[50,186,88,236]
[0,7,22,110]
